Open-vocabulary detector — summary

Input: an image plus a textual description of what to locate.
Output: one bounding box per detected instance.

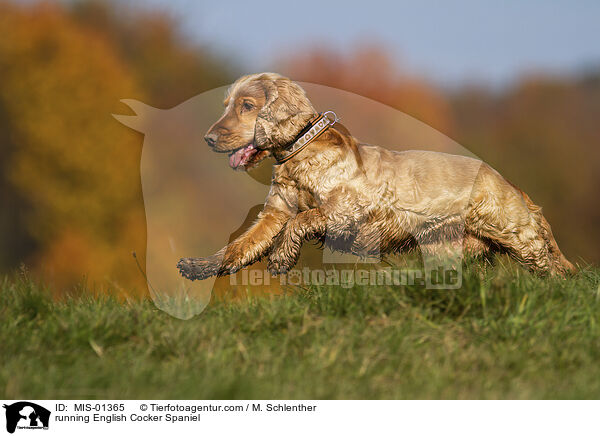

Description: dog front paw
[267,252,295,276]
[177,257,220,281]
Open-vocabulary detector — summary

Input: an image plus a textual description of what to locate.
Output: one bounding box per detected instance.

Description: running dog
[177,73,575,280]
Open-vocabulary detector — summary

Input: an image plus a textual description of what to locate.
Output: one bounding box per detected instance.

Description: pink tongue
[229,144,255,168]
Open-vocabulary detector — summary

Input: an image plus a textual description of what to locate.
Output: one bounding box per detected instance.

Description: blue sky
[129,0,600,87]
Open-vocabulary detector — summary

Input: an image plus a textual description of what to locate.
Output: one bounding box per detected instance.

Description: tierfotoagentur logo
[3,402,50,434]
[229,266,460,288]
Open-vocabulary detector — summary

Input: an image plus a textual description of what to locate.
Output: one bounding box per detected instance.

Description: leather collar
[274,111,338,164]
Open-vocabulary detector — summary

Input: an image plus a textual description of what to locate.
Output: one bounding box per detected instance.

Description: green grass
[1,260,600,399]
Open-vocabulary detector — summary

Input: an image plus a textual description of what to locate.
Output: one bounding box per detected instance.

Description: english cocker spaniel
[177,72,574,280]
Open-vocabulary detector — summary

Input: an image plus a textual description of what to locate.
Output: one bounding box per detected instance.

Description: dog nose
[204,133,218,147]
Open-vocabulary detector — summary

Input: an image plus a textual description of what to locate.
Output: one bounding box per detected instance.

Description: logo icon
[3,402,50,434]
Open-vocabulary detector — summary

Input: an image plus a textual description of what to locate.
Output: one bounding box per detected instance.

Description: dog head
[204,72,317,170]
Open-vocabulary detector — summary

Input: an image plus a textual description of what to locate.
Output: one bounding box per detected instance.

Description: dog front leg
[267,209,328,275]
[178,207,290,280]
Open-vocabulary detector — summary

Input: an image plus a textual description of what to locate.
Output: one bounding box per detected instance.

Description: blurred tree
[70,0,234,107]
[0,1,233,293]
[0,1,146,292]
[0,99,38,269]
[279,45,454,134]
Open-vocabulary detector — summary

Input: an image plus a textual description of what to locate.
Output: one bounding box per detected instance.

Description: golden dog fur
[177,72,575,280]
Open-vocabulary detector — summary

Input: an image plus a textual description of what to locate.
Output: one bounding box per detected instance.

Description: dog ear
[254,78,316,149]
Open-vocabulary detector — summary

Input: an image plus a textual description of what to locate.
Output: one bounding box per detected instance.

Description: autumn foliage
[0,1,231,294]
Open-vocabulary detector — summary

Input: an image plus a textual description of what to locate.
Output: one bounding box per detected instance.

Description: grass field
[1,260,600,399]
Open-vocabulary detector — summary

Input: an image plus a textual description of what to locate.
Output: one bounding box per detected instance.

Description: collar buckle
[322,110,339,126]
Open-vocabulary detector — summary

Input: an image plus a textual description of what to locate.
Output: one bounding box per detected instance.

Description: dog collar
[274,111,338,164]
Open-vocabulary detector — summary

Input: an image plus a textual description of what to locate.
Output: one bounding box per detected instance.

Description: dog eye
[241,101,254,112]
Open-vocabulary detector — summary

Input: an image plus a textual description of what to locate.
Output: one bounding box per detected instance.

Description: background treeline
[0,0,597,295]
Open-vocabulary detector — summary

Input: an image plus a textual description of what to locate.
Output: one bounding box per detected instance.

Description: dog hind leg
[466,190,570,276]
